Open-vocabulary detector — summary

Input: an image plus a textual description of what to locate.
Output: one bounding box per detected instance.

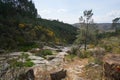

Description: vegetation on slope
[0,0,77,51]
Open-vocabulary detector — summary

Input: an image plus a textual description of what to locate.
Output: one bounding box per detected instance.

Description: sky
[33,0,120,24]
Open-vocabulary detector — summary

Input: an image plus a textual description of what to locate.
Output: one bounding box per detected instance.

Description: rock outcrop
[103,54,120,80]
[21,66,67,80]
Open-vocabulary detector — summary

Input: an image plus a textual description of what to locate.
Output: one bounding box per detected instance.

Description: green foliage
[35,19,77,44]
[69,46,93,58]
[69,47,78,55]
[0,0,37,18]
[21,52,29,59]
[18,42,39,52]
[78,50,92,58]
[84,63,103,80]
[24,61,34,67]
[41,49,53,56]
[75,10,98,50]
[9,53,34,68]
[99,37,120,53]
[15,61,24,67]
[94,58,103,65]
[112,17,120,33]
[0,0,77,51]
[65,54,76,61]
[36,49,53,58]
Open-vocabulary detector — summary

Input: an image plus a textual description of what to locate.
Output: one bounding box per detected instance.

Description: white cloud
[40,9,51,14]
[93,10,120,23]
[39,9,120,24]
[57,9,67,13]
[107,10,120,18]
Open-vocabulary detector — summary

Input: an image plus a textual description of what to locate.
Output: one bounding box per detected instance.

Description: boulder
[46,55,56,60]
[50,69,67,80]
[24,66,67,80]
[29,48,41,53]
[103,54,120,80]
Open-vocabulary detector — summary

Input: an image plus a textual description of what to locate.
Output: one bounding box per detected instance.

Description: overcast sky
[33,0,120,24]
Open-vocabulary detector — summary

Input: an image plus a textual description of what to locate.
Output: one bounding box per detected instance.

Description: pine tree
[75,10,97,50]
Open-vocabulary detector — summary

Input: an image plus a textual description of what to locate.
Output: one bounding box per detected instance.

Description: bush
[99,37,120,53]
[65,54,76,61]
[88,57,103,65]
[103,44,112,52]
[78,50,92,58]
[88,44,95,49]
[8,53,34,68]
[94,58,103,65]
[113,47,120,54]
[68,46,93,58]
[18,42,39,52]
[36,49,53,58]
[24,61,34,67]
[69,47,78,55]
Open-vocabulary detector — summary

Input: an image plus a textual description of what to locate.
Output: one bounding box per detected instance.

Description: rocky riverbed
[0,46,105,80]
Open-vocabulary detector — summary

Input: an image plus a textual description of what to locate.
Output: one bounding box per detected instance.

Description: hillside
[73,23,112,31]
[0,0,77,51]
[35,18,77,44]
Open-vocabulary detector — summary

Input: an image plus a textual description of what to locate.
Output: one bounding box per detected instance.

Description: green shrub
[79,50,92,58]
[18,42,39,52]
[42,49,52,55]
[69,47,78,55]
[24,61,34,67]
[84,64,103,80]
[88,57,103,65]
[99,37,120,53]
[103,44,112,52]
[65,54,76,61]
[36,49,53,58]
[15,61,24,67]
[9,53,35,68]
[94,58,103,65]
[113,47,120,54]
[69,47,93,58]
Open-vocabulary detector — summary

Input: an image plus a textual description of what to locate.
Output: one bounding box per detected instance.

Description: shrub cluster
[35,49,53,58]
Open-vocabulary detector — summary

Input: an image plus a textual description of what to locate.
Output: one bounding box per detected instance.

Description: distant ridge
[72,23,112,31]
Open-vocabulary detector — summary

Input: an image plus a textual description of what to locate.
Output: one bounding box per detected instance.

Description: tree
[75,10,97,50]
[112,17,120,33]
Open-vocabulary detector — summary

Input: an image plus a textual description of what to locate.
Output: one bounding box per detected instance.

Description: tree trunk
[84,20,88,51]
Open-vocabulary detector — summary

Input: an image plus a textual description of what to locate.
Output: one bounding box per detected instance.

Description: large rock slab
[24,66,67,80]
